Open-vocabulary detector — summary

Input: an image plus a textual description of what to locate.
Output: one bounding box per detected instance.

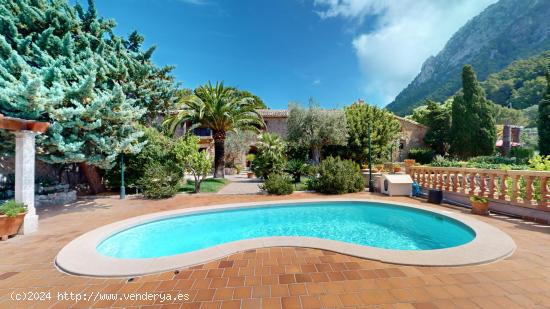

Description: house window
[193,128,212,137]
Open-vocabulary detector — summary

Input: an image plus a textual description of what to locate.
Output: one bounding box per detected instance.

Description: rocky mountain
[386,0,550,116]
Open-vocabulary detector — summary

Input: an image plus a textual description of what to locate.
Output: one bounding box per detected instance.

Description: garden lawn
[179,178,230,193]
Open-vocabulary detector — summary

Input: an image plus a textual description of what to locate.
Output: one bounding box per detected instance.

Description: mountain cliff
[386,0,550,116]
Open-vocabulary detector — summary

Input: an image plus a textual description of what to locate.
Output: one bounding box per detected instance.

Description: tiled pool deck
[1,192,550,308]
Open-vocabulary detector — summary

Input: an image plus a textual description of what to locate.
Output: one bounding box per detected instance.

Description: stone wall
[264,117,288,138]
[395,117,428,161]
[35,190,77,207]
[0,155,58,181]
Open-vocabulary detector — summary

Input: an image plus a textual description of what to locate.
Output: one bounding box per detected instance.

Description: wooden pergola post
[0,114,49,234]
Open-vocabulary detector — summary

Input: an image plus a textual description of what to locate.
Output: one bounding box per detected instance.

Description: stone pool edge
[55,198,517,278]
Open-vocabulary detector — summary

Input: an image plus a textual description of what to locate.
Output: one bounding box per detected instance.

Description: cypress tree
[450,65,496,158]
[539,72,550,156]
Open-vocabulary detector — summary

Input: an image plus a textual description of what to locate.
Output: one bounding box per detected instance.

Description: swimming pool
[56,199,516,277]
[97,201,475,259]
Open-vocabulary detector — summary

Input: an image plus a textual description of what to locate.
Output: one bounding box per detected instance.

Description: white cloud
[312,79,321,86]
[314,0,497,105]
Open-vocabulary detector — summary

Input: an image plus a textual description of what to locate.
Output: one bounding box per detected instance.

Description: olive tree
[287,101,348,164]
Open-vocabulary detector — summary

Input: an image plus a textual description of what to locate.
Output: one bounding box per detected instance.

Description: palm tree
[164,82,264,178]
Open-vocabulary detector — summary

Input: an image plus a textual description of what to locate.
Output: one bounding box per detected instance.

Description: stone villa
[190,108,428,167]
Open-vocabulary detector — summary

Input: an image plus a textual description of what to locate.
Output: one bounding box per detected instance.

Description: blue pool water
[97,202,476,259]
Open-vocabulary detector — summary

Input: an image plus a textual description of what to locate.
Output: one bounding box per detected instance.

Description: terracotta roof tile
[257,109,289,118]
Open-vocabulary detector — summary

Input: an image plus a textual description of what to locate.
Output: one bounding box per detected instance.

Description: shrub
[137,162,180,199]
[251,133,286,179]
[285,159,310,183]
[103,127,177,190]
[430,155,463,167]
[468,155,516,165]
[510,147,535,164]
[309,157,365,194]
[530,155,550,171]
[428,154,531,170]
[260,173,294,195]
[408,148,434,164]
[466,155,529,170]
[0,200,26,217]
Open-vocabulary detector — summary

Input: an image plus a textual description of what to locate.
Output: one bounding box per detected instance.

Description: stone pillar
[14,131,38,234]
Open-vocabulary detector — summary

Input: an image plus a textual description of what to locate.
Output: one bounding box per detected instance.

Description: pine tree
[539,72,550,156]
[450,65,496,158]
[0,0,177,171]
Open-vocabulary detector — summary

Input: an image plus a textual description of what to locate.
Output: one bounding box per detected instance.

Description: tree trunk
[311,146,321,165]
[194,176,201,193]
[213,130,226,178]
[79,162,105,194]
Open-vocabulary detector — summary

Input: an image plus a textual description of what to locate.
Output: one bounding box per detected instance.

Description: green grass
[179,178,230,193]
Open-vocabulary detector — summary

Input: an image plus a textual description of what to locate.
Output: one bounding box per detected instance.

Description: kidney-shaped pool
[98,201,475,259]
[56,199,516,277]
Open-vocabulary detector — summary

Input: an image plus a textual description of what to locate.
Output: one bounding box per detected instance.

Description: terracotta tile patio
[1,192,550,308]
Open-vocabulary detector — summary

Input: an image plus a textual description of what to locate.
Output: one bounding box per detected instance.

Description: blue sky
[89,0,496,109]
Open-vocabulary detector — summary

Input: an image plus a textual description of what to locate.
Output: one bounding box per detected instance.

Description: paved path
[217,172,264,195]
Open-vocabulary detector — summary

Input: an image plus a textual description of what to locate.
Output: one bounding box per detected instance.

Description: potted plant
[246,154,256,178]
[235,164,243,174]
[0,200,26,240]
[470,195,489,215]
[393,164,402,173]
[404,159,416,166]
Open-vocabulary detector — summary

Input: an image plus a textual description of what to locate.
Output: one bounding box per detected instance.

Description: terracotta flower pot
[471,201,489,215]
[0,213,26,240]
[393,166,401,173]
[247,172,255,179]
[404,159,416,166]
[26,121,49,133]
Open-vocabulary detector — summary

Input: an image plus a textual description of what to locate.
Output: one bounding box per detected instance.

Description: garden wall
[0,155,57,181]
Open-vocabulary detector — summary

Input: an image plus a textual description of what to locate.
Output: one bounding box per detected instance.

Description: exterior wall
[395,117,428,161]
[263,117,288,138]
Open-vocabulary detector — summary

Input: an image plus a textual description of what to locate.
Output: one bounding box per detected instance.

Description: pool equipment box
[380,174,413,196]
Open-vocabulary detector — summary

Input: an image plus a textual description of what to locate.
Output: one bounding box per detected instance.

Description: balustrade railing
[408,166,550,211]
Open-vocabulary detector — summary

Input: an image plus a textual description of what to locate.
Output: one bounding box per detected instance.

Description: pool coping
[55,198,516,277]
